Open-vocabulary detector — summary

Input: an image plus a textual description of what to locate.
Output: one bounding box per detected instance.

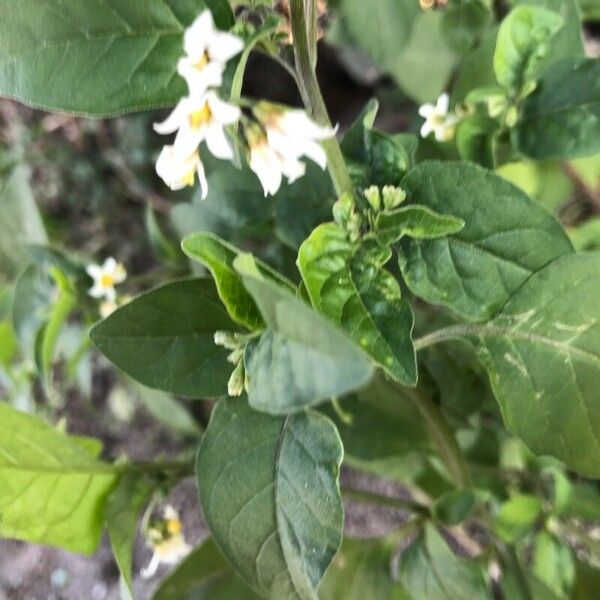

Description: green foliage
[91,278,239,398]
[197,398,344,599]
[0,0,208,116]
[494,494,542,542]
[398,525,489,599]
[514,58,600,159]
[236,253,375,412]
[0,403,118,553]
[398,161,573,320]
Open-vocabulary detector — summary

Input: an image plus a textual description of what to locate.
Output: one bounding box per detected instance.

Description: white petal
[418,104,434,118]
[153,99,189,135]
[141,554,161,579]
[420,121,433,138]
[88,284,105,299]
[205,124,234,160]
[86,264,102,279]
[103,257,117,273]
[183,10,214,58]
[279,110,335,140]
[177,58,223,93]
[250,147,282,196]
[281,157,306,183]
[436,93,450,115]
[197,160,209,200]
[207,93,241,125]
[207,32,244,63]
[172,125,205,158]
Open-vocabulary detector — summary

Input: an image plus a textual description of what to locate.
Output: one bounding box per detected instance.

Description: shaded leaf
[197,398,344,600]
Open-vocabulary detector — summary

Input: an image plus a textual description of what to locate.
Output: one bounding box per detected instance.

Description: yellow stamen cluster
[100,274,115,287]
[189,103,212,129]
[193,51,210,70]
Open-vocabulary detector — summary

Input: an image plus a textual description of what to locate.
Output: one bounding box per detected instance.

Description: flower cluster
[86,257,127,318]
[418,93,458,142]
[154,9,336,198]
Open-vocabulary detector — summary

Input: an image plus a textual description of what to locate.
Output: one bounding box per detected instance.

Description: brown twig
[561,162,600,215]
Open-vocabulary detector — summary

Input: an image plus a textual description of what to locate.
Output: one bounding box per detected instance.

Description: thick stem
[289,0,353,196]
[405,386,472,488]
[342,487,430,515]
[413,323,480,352]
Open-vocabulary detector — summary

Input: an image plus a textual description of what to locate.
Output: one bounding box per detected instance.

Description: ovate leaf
[0,0,206,116]
[236,254,374,413]
[494,494,542,542]
[90,278,238,398]
[464,253,600,477]
[513,58,600,159]
[493,5,563,92]
[197,398,344,600]
[0,403,118,553]
[398,161,573,321]
[298,223,416,385]
[399,525,488,599]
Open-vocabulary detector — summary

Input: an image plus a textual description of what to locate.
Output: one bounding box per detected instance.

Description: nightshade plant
[1,0,600,598]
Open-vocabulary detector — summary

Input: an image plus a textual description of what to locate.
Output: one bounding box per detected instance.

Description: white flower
[154,91,241,160]
[248,105,336,196]
[141,505,192,579]
[247,128,305,196]
[86,258,126,302]
[156,145,209,198]
[418,93,458,142]
[177,9,244,95]
[99,300,118,319]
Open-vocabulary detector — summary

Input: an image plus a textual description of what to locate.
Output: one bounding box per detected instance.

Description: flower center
[193,51,210,70]
[100,274,114,288]
[166,518,182,535]
[181,168,196,187]
[189,103,212,129]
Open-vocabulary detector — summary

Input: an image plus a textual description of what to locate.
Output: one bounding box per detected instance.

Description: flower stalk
[289,0,353,196]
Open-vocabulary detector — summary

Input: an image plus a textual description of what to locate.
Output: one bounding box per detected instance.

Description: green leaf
[455,114,498,168]
[432,489,476,526]
[107,474,155,594]
[341,99,379,164]
[197,398,344,600]
[205,0,234,30]
[461,253,600,477]
[0,403,118,553]
[374,206,465,246]
[90,278,239,398]
[513,58,600,159]
[298,223,416,385]
[0,0,206,116]
[441,0,493,55]
[398,524,488,599]
[0,161,47,280]
[493,5,564,92]
[532,531,575,598]
[397,161,573,321]
[181,233,267,331]
[494,494,542,542]
[152,537,262,599]
[320,537,409,600]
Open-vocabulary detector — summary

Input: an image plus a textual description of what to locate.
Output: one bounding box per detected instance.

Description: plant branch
[342,486,431,515]
[289,0,353,196]
[413,324,480,351]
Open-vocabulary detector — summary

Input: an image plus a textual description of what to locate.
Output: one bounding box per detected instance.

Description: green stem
[413,324,480,352]
[115,459,193,476]
[289,0,353,196]
[405,386,472,488]
[342,487,430,515]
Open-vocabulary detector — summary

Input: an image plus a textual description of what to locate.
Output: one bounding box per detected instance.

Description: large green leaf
[298,223,416,385]
[0,403,118,553]
[107,474,154,594]
[197,398,344,600]
[90,278,239,398]
[398,525,489,599]
[0,0,206,116]
[458,253,600,477]
[513,58,600,159]
[493,5,564,92]
[0,161,46,280]
[320,537,409,600]
[235,254,374,413]
[398,161,573,321]
[152,537,261,600]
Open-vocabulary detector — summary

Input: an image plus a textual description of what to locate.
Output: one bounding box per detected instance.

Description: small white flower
[177,9,244,95]
[154,91,241,160]
[141,505,192,579]
[99,300,118,319]
[86,258,126,302]
[418,93,458,142]
[156,145,209,198]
